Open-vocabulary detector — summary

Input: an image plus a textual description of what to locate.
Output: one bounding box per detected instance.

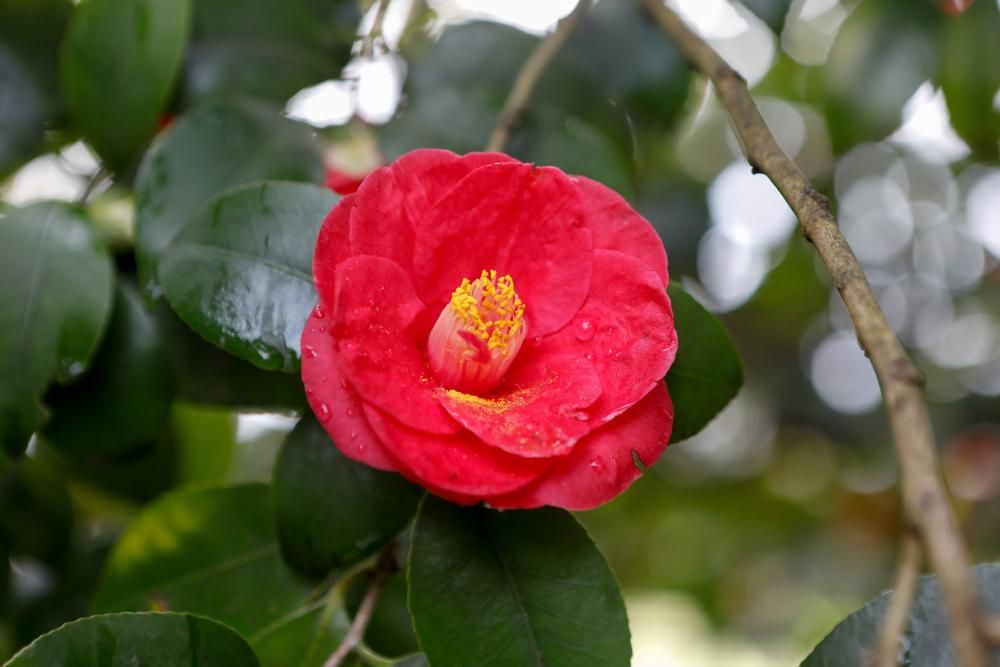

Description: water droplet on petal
[339,379,348,389]
[350,432,358,440]
[574,318,596,341]
[533,336,544,344]
[584,352,595,361]
[346,407,357,417]
[314,305,325,319]
[589,459,604,472]
[316,403,332,423]
[303,345,318,359]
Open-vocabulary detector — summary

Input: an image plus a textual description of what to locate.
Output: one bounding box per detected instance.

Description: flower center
[427,269,527,394]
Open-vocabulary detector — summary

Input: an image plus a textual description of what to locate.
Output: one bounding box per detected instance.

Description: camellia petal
[300,306,400,471]
[414,161,593,336]
[438,350,602,458]
[331,255,459,435]
[574,176,669,288]
[364,406,551,500]
[313,193,356,309]
[536,249,677,427]
[350,150,516,274]
[489,383,674,511]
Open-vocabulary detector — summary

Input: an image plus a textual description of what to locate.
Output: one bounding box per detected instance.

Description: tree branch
[485,0,593,152]
[874,532,921,667]
[323,547,398,667]
[638,1,988,664]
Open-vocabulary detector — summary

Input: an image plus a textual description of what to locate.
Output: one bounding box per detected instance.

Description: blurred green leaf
[92,484,316,638]
[0,202,114,457]
[273,415,421,577]
[134,97,324,298]
[171,403,236,485]
[43,282,174,459]
[0,456,73,567]
[938,0,1000,157]
[0,46,45,176]
[408,497,631,667]
[250,594,349,667]
[184,0,358,105]
[156,306,307,409]
[665,284,744,442]
[160,181,335,373]
[802,563,1000,666]
[6,612,259,666]
[61,0,191,169]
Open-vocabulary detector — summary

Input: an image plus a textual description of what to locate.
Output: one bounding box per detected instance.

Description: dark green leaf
[159,181,335,372]
[346,570,419,658]
[0,202,114,457]
[134,97,325,297]
[273,414,422,577]
[802,563,1000,666]
[0,456,73,568]
[408,497,631,667]
[43,282,174,459]
[0,45,45,175]
[184,0,359,105]
[61,0,191,168]
[6,612,259,666]
[156,305,307,409]
[92,484,316,638]
[172,403,237,485]
[665,284,743,442]
[938,0,1000,157]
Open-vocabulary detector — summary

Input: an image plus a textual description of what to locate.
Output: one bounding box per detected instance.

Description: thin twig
[874,533,922,667]
[323,547,398,667]
[76,167,109,205]
[360,0,392,59]
[485,0,593,152]
[637,1,988,665]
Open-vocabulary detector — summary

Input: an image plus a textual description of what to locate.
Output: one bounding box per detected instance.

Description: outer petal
[438,351,601,458]
[332,255,459,434]
[490,382,674,511]
[536,249,677,427]
[414,162,593,336]
[313,193,356,310]
[364,406,551,501]
[325,166,367,196]
[574,175,669,288]
[350,150,516,274]
[300,306,399,471]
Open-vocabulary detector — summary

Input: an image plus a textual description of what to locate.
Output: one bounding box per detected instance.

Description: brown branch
[323,547,397,667]
[874,533,922,667]
[638,1,988,665]
[485,0,593,152]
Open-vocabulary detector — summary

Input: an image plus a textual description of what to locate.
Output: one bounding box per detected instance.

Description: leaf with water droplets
[408,497,631,667]
[0,202,114,457]
[159,181,337,373]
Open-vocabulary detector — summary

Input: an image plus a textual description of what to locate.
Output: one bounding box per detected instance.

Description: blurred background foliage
[1,0,1000,664]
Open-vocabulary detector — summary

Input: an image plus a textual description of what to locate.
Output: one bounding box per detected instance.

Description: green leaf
[92,484,316,638]
[156,305,307,409]
[273,415,422,577]
[0,455,73,568]
[408,497,631,667]
[346,570,419,658]
[6,612,259,666]
[61,0,191,169]
[135,97,325,298]
[43,282,174,459]
[939,0,1000,157]
[172,403,237,485]
[159,181,335,373]
[0,202,114,457]
[0,45,45,175]
[802,563,1000,666]
[251,595,350,667]
[665,284,743,443]
[184,0,359,105]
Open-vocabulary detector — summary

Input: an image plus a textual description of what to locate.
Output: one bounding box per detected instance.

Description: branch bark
[323,547,397,667]
[485,0,593,152]
[638,1,988,664]
[874,533,922,667]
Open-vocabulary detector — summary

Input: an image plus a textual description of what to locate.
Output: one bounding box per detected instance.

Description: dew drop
[589,459,604,473]
[350,432,358,440]
[340,379,348,389]
[346,407,357,417]
[584,352,595,361]
[303,345,318,359]
[316,403,332,423]
[314,305,325,320]
[533,336,544,344]
[574,318,596,341]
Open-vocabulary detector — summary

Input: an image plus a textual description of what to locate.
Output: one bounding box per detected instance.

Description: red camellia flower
[301,149,678,510]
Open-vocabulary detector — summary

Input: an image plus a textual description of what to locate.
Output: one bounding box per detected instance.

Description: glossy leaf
[134,97,325,296]
[92,484,317,638]
[184,0,358,105]
[665,284,743,443]
[61,0,191,168]
[0,202,114,457]
[160,182,336,372]
[408,497,631,667]
[43,282,174,459]
[6,612,259,666]
[802,563,1000,666]
[273,415,422,577]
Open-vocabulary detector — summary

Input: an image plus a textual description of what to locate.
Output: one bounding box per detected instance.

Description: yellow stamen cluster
[450,270,525,353]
